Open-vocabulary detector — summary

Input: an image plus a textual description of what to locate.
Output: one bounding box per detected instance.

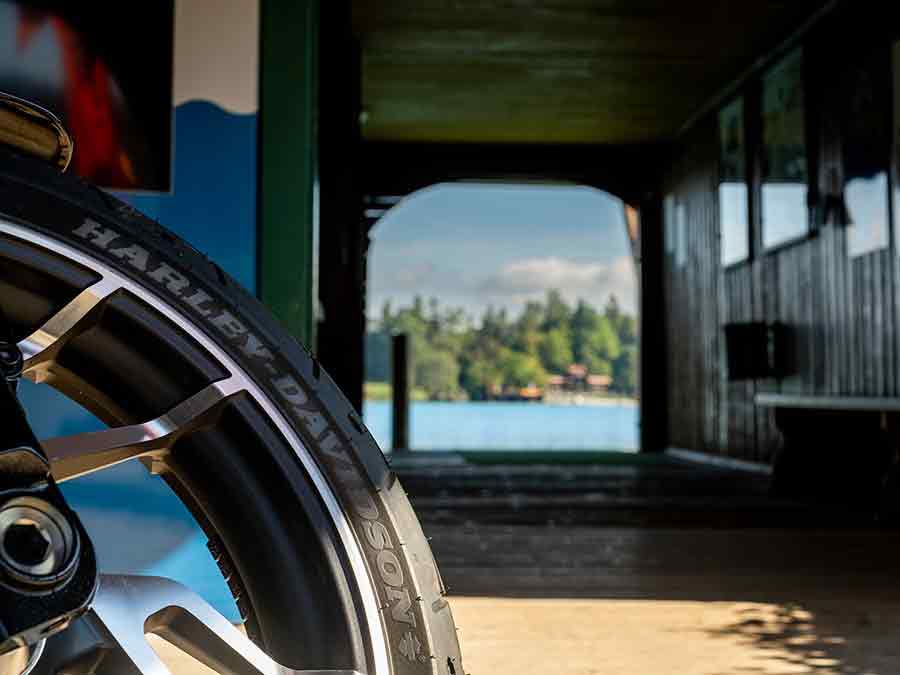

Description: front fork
[0,328,97,655]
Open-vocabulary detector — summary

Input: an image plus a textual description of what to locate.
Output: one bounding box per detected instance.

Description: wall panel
[662,10,898,463]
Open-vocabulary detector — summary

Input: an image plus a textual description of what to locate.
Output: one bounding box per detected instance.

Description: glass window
[664,194,676,256]
[719,97,750,265]
[844,48,890,257]
[675,201,687,267]
[893,41,900,247]
[761,49,809,250]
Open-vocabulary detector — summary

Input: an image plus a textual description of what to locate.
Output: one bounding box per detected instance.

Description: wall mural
[0,1,173,190]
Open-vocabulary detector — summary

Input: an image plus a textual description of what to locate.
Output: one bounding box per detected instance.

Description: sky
[368,183,637,323]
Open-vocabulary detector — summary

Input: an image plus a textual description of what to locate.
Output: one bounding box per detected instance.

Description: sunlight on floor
[146,594,900,675]
[450,596,900,675]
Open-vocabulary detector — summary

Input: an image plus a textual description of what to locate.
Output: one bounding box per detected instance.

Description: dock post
[391,333,410,452]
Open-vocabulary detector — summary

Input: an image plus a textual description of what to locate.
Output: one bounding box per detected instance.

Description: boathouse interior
[304,0,900,517]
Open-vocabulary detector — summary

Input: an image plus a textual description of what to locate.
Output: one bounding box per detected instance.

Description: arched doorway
[363,182,640,455]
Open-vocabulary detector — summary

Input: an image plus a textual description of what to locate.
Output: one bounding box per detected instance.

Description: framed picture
[719,97,750,266]
[0,2,174,191]
[844,46,890,258]
[761,48,809,250]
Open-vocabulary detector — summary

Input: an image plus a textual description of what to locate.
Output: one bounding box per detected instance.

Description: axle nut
[0,497,77,587]
[4,522,51,567]
[0,341,23,381]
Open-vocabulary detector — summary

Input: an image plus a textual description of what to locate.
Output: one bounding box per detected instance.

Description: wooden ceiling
[352,0,827,144]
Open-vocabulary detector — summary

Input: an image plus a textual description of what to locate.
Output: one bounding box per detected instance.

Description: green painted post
[259,0,319,348]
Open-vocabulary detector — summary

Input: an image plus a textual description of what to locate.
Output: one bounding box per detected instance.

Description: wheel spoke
[43,378,243,482]
[80,575,363,675]
[18,277,121,379]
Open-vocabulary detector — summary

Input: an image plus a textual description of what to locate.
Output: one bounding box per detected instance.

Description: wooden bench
[754,393,898,511]
[755,393,900,413]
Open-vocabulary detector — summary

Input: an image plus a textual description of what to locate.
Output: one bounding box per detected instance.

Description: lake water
[363,400,639,451]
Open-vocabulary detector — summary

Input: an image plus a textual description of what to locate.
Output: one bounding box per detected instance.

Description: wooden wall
[662,7,899,463]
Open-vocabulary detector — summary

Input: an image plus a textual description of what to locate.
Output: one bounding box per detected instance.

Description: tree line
[366,290,638,401]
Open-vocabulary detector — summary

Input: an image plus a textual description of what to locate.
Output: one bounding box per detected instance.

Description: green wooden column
[259,0,319,348]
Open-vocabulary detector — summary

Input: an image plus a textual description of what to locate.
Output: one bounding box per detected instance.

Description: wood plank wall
[662,7,899,463]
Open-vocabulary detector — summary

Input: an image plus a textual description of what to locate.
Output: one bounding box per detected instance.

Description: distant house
[547,364,611,395]
[518,384,543,401]
[496,383,544,402]
[547,374,565,391]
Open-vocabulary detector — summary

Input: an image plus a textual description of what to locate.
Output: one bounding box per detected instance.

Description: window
[893,41,900,246]
[675,201,688,267]
[365,183,640,452]
[664,194,676,256]
[718,97,750,266]
[844,47,890,257]
[761,48,809,250]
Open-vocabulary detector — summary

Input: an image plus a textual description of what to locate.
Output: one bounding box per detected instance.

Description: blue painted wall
[18,100,259,619]
[124,101,258,293]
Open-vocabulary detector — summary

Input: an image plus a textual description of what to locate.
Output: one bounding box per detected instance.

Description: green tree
[612,344,638,394]
[542,289,571,332]
[481,306,514,344]
[499,349,548,388]
[366,293,637,401]
[460,351,504,399]
[539,328,573,374]
[364,330,391,382]
[570,299,599,364]
[514,300,545,356]
[584,353,612,376]
[604,294,622,326]
[617,313,638,347]
[588,316,621,363]
[415,348,461,400]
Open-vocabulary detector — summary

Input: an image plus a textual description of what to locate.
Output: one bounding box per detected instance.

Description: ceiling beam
[359,141,670,206]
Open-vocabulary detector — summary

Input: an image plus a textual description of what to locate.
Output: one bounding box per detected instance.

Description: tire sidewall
[0,160,461,675]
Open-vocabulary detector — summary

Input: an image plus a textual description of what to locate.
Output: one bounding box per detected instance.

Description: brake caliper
[0,335,97,655]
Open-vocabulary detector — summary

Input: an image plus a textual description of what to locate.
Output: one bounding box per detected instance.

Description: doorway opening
[363,182,640,456]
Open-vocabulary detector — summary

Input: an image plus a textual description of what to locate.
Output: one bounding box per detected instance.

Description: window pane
[664,194,675,255]
[761,48,808,249]
[719,98,749,266]
[675,201,687,267]
[894,41,900,247]
[845,48,890,257]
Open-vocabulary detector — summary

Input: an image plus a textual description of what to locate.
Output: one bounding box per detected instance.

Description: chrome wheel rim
[0,219,389,675]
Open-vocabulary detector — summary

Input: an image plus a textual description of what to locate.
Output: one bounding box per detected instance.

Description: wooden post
[639,190,667,453]
[392,334,410,452]
[316,0,366,412]
[259,0,319,349]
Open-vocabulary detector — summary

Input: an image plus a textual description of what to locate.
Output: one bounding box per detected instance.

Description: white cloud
[479,256,637,313]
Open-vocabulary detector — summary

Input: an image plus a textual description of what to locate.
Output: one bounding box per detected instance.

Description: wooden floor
[434,523,900,674]
[424,524,900,599]
[394,452,869,528]
[400,455,900,673]
[155,455,900,674]
[450,590,900,675]
[151,525,900,675]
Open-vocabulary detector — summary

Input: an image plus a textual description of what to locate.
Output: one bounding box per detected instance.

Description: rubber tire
[0,150,463,675]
